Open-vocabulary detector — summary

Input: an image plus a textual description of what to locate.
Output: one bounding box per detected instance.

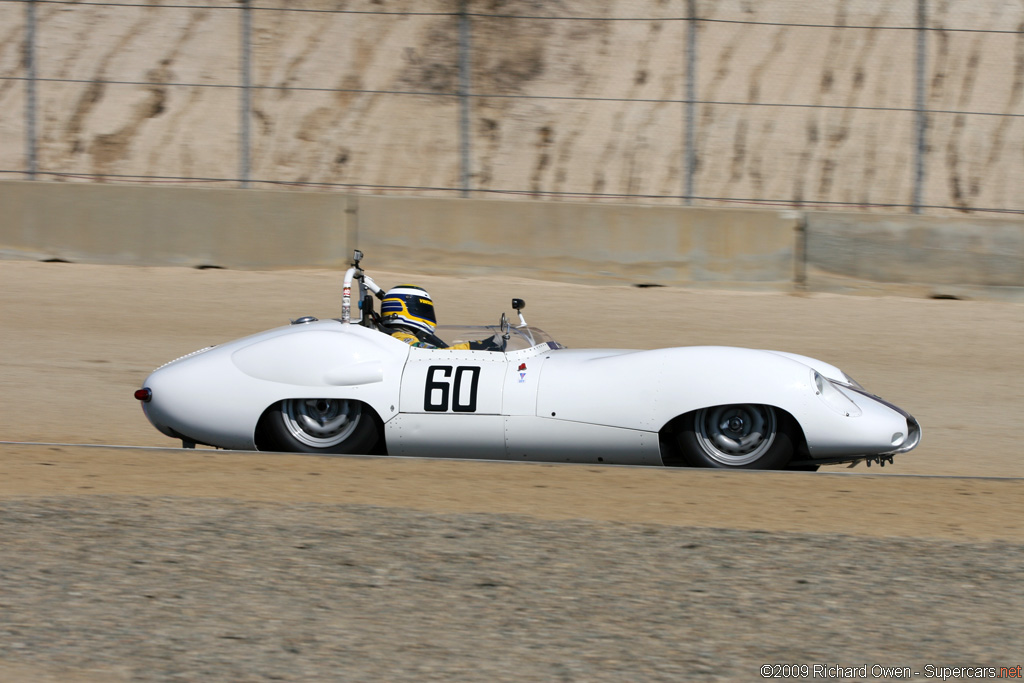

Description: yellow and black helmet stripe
[381,285,436,334]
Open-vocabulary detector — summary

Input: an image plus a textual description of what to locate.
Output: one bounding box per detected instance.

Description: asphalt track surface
[1,261,1022,680]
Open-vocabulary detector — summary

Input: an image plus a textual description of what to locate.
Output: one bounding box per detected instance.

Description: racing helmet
[381,285,437,335]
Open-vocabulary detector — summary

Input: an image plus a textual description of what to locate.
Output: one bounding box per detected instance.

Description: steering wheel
[498,313,510,352]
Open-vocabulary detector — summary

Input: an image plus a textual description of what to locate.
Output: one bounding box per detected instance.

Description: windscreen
[435,325,562,352]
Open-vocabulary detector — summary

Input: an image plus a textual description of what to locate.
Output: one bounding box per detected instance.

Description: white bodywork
[139,318,921,467]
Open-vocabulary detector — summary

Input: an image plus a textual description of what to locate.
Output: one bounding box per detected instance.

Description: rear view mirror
[511,299,527,327]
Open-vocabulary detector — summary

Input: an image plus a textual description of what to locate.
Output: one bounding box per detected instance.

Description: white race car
[135,252,920,470]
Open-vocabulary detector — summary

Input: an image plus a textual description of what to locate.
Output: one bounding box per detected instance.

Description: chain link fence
[1,0,1023,215]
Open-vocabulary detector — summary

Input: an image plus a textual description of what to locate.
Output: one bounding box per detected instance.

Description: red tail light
[134,388,152,402]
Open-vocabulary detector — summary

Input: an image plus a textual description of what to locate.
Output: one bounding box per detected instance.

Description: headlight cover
[813,370,863,417]
[840,372,866,391]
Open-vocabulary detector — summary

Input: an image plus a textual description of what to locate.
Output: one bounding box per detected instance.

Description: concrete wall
[1,181,1022,301]
[0,181,799,289]
[0,181,353,269]
[355,195,798,287]
[804,213,1024,301]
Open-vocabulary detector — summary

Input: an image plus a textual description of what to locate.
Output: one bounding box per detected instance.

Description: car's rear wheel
[263,398,379,454]
[676,404,794,469]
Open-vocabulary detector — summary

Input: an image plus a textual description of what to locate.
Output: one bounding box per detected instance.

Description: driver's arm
[445,333,503,352]
[390,330,437,349]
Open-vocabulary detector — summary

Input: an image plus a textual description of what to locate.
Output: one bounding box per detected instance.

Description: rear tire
[263,398,379,454]
[676,404,794,470]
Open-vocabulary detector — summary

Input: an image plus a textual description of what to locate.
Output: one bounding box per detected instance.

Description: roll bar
[341,250,383,325]
[341,251,528,338]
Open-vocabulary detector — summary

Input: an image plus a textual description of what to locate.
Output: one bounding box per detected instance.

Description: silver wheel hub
[281,398,361,448]
[695,404,777,466]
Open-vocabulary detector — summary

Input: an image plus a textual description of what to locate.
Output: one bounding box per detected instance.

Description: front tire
[263,398,379,454]
[676,404,794,469]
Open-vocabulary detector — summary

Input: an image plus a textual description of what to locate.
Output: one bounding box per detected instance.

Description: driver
[380,285,503,351]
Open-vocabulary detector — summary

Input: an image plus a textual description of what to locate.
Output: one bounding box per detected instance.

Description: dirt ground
[1,260,1022,540]
[2,260,1023,681]
[1,446,1022,543]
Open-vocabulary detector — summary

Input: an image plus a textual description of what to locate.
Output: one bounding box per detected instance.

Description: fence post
[457,0,472,197]
[683,0,697,205]
[24,0,38,180]
[240,0,252,188]
[912,0,928,213]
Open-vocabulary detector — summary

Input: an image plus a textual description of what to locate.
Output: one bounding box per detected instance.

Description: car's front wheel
[676,404,794,469]
[262,398,379,454]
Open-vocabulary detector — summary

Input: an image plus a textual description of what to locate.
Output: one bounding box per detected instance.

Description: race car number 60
[424,365,480,413]
[761,664,810,678]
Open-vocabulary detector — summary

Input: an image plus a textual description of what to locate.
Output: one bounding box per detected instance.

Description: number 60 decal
[424,365,480,412]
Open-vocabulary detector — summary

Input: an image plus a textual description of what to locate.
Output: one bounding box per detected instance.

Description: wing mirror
[512,298,527,327]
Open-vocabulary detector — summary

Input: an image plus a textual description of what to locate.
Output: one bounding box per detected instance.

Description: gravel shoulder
[1,496,1021,682]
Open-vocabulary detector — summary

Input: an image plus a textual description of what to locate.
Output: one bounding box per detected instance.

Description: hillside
[1,0,1022,214]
